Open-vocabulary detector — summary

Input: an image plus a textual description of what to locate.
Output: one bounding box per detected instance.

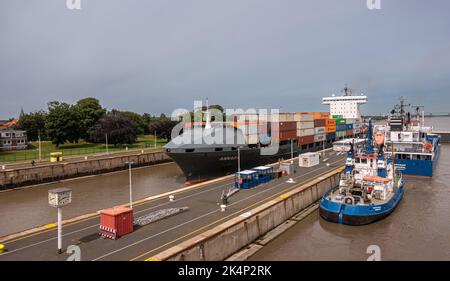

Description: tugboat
[319,120,404,225]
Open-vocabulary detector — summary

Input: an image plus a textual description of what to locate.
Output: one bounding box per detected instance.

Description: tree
[15,110,47,141]
[45,101,81,147]
[74,98,106,140]
[148,118,179,140]
[112,110,147,135]
[91,112,137,145]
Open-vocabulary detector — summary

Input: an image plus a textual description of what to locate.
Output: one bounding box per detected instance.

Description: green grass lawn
[0,135,168,163]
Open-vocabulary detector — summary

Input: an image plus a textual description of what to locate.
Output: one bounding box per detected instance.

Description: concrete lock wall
[152,167,343,261]
[0,151,171,190]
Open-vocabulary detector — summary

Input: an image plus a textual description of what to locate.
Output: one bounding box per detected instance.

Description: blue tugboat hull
[319,183,404,226]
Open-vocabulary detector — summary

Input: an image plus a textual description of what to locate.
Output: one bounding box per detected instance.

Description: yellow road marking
[44,223,57,229]
[145,257,160,261]
[133,166,343,261]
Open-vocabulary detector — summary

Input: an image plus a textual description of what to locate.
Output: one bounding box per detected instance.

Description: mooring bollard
[1,165,5,170]
[84,156,88,160]
[0,244,5,254]
[220,204,226,212]
[169,195,175,202]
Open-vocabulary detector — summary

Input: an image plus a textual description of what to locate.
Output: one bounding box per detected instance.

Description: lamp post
[238,146,241,174]
[322,139,326,160]
[237,146,242,189]
[48,188,72,254]
[290,139,294,162]
[105,133,109,155]
[125,161,134,208]
[154,131,157,149]
[38,129,42,161]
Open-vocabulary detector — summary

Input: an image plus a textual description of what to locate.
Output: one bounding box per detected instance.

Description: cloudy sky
[1,0,449,119]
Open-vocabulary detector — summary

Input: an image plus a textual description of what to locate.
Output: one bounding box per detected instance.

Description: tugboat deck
[328,186,394,206]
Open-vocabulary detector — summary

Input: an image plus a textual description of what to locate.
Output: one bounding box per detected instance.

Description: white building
[322,88,367,119]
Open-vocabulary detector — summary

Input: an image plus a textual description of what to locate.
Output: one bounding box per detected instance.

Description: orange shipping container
[325,119,336,127]
[326,126,336,133]
[311,112,330,119]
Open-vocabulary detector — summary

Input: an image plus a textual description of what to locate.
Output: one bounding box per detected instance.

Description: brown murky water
[251,121,450,261]
[0,162,185,237]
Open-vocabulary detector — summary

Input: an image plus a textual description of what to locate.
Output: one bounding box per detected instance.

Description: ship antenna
[341,84,354,97]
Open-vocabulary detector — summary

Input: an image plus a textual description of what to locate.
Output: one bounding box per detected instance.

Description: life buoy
[344,196,355,205]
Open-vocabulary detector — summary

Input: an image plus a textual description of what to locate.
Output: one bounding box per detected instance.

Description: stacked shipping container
[187,111,361,146]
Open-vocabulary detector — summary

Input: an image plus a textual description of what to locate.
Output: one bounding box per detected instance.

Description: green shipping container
[335,118,346,125]
[332,115,343,119]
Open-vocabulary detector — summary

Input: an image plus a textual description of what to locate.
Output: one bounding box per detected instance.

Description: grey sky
[1,0,450,119]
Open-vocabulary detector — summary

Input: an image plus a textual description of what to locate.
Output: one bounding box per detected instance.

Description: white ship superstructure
[322,86,368,119]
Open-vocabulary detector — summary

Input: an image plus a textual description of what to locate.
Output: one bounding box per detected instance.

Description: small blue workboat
[319,120,404,226]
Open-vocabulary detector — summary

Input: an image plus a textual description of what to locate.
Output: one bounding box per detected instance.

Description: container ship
[375,97,440,177]
[319,120,404,225]
[165,87,368,182]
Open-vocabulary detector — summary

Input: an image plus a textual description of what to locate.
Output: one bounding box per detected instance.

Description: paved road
[0,150,344,261]
[0,162,184,237]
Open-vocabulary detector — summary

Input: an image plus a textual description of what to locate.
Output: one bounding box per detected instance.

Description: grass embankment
[0,135,168,163]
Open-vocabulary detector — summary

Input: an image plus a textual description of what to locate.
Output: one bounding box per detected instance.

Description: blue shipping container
[337,124,347,131]
[346,124,353,130]
[326,133,336,140]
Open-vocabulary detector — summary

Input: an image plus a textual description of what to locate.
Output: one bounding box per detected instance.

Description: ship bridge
[322,88,367,119]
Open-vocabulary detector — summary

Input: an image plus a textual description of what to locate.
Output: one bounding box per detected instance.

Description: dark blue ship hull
[319,182,404,226]
[388,144,440,177]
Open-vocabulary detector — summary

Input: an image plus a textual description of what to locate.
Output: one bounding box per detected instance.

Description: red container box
[273,130,297,141]
[99,207,134,239]
[314,119,326,127]
[298,135,315,145]
[281,122,297,131]
[346,130,354,136]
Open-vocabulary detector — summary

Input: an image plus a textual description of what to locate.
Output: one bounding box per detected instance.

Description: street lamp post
[323,139,326,160]
[237,146,241,189]
[38,129,42,161]
[238,146,241,174]
[154,131,157,149]
[126,161,134,208]
[290,139,294,162]
[105,133,109,155]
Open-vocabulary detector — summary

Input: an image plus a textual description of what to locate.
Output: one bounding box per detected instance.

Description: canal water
[250,124,450,261]
[0,162,185,237]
